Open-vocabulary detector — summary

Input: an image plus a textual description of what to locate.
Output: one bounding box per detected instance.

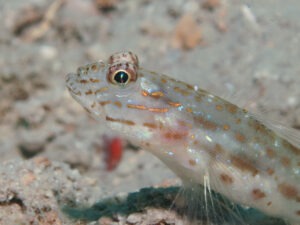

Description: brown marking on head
[220,173,233,184]
[127,104,147,110]
[267,202,272,206]
[150,91,164,98]
[266,168,275,176]
[189,159,197,166]
[145,142,150,147]
[114,101,122,108]
[141,90,149,96]
[90,78,100,83]
[215,104,223,111]
[186,107,193,113]
[266,147,276,158]
[252,189,266,200]
[168,102,182,107]
[95,87,108,94]
[85,90,93,95]
[91,63,98,72]
[143,123,157,129]
[281,157,291,167]
[161,78,167,84]
[296,210,300,216]
[223,124,230,131]
[105,116,135,126]
[226,103,238,114]
[108,52,139,67]
[278,183,298,199]
[235,132,246,143]
[196,116,217,131]
[80,79,88,84]
[99,101,111,106]
[230,155,258,176]
[148,107,169,113]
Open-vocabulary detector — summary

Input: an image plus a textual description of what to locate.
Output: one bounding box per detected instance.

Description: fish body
[66,52,300,224]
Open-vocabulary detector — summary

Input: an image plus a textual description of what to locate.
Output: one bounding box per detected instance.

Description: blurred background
[0,0,299,224]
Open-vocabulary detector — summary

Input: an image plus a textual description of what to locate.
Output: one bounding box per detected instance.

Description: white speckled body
[66,52,300,224]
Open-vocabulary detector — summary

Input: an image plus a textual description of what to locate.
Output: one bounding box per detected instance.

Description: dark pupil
[114,71,129,84]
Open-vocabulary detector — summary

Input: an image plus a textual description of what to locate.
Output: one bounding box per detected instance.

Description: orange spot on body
[223,124,230,131]
[235,132,246,142]
[215,104,223,111]
[148,107,169,113]
[281,157,291,167]
[220,173,233,184]
[252,189,266,200]
[186,107,193,113]
[143,123,157,129]
[174,86,191,96]
[196,116,217,131]
[150,91,164,98]
[278,183,298,199]
[168,102,182,107]
[226,103,238,114]
[266,147,276,158]
[161,78,167,83]
[99,101,111,106]
[127,104,147,110]
[189,159,197,166]
[114,101,122,108]
[141,90,149,96]
[230,155,258,176]
[266,168,275,175]
[164,131,187,140]
[235,118,241,124]
[105,116,135,126]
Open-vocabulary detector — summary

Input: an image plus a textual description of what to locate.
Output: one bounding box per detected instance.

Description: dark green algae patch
[62,186,286,225]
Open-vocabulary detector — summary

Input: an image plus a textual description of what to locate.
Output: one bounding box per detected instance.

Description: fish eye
[113,70,130,85]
